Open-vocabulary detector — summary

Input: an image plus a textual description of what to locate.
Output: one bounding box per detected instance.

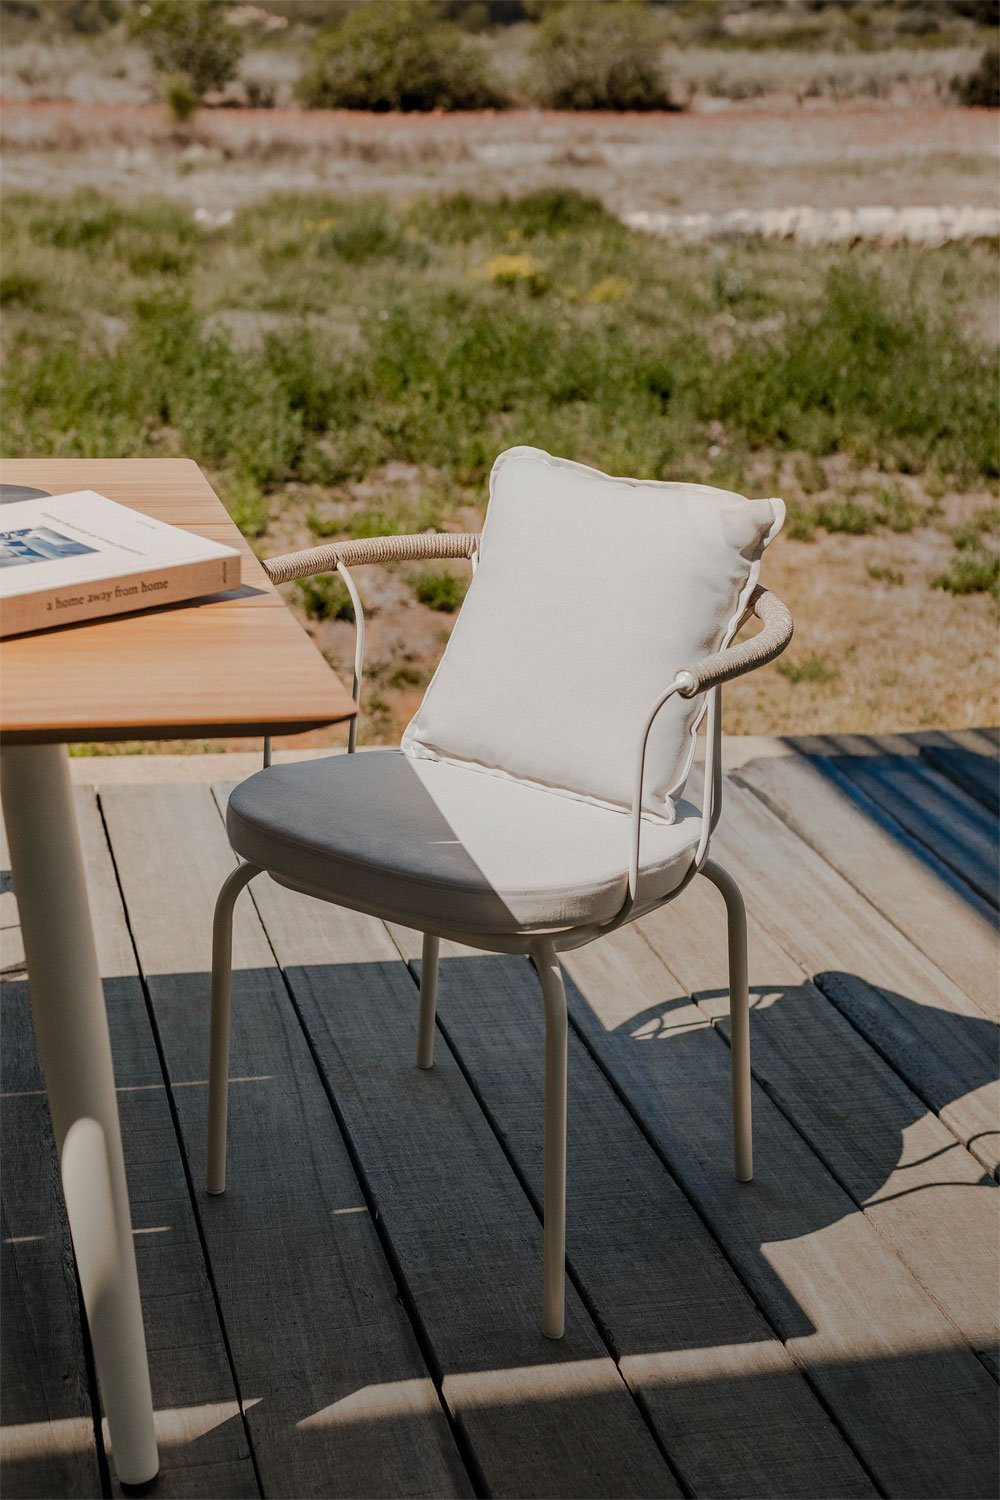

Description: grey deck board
[4,732,998,1499]
[559,924,1000,1499]
[0,988,104,1500]
[386,930,874,1499]
[693,769,999,1176]
[99,782,473,1500]
[1,811,103,1500]
[794,734,998,908]
[234,795,678,1500]
[733,750,998,1017]
[636,868,999,1368]
[915,730,999,815]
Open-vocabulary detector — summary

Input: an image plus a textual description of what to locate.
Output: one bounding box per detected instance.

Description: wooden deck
[2,730,998,1499]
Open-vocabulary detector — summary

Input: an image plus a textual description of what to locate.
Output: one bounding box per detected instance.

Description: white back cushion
[402,447,784,820]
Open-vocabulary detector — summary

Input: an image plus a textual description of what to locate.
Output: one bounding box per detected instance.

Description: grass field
[2,187,997,746]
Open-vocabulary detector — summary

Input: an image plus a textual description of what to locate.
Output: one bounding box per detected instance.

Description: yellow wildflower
[586,275,630,305]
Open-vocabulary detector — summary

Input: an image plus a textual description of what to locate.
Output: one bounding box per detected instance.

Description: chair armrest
[620,586,792,918]
[675,587,793,698]
[262,532,481,585]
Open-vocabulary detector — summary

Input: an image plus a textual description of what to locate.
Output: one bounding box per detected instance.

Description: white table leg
[1,743,158,1489]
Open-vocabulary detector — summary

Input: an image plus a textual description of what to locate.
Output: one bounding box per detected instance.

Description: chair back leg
[700,859,753,1182]
[207,861,260,1195]
[416,933,440,1069]
[533,940,568,1339]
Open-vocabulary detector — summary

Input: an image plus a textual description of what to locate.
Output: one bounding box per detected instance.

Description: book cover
[0,490,242,638]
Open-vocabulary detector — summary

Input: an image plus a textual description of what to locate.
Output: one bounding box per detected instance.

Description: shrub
[776,654,839,686]
[956,46,1000,108]
[316,203,429,266]
[710,264,1000,484]
[532,0,673,111]
[162,72,200,124]
[298,1,505,112]
[866,563,905,586]
[407,568,468,611]
[932,506,1000,600]
[0,269,45,307]
[222,481,269,539]
[931,553,1000,600]
[129,0,244,100]
[297,573,356,621]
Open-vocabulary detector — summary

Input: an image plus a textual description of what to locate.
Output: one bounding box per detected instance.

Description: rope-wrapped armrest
[676,587,793,698]
[262,532,481,585]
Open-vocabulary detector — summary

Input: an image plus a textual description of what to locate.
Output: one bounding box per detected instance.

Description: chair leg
[701,859,753,1182]
[416,933,439,1070]
[533,940,568,1340]
[207,861,260,1196]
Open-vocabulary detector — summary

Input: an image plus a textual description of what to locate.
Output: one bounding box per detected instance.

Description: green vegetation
[297,0,504,111]
[308,492,445,540]
[296,572,356,621]
[956,44,1000,106]
[866,562,905,586]
[129,0,244,104]
[407,569,468,612]
[2,190,997,537]
[531,0,674,111]
[810,484,932,538]
[931,505,1000,600]
[776,654,840,686]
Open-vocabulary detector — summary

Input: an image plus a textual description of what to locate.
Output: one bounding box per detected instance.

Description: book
[0,489,241,638]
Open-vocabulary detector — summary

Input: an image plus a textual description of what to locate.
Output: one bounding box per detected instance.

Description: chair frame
[207,531,793,1339]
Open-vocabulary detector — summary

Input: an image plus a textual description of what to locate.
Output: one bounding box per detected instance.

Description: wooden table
[0,459,354,1487]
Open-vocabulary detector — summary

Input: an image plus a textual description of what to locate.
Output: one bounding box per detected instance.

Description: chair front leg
[532,940,568,1340]
[207,860,261,1195]
[700,859,753,1182]
[416,933,439,1069]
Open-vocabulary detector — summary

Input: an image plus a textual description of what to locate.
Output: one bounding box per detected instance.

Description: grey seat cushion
[227,750,701,936]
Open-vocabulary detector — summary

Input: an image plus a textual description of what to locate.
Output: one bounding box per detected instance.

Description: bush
[162,72,200,124]
[407,569,468,611]
[931,552,1000,600]
[296,573,356,621]
[956,46,1000,108]
[532,0,673,111]
[129,0,244,101]
[298,1,505,112]
[709,264,1000,484]
[776,654,839,686]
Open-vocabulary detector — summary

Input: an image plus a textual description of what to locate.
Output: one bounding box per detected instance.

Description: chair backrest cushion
[402,447,784,821]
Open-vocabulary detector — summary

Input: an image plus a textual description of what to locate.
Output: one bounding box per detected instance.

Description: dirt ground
[2,101,997,215]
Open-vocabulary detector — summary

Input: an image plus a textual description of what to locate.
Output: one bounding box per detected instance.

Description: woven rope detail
[263,532,481,585]
[682,586,793,694]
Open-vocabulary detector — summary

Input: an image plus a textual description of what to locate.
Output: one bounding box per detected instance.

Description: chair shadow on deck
[4,941,1000,1498]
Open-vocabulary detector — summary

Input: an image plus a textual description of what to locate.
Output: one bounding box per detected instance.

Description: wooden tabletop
[0,459,356,744]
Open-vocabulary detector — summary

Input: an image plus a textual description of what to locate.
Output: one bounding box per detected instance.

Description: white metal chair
[206,447,792,1339]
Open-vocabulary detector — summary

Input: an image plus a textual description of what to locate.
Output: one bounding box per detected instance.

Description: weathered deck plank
[914,730,999,816]
[637,868,999,1368]
[732,751,997,1017]
[559,924,1000,1498]
[385,928,874,1499]
[234,800,678,1500]
[1,988,104,1500]
[794,735,998,909]
[99,782,472,1500]
[694,771,999,1175]
[4,730,998,1500]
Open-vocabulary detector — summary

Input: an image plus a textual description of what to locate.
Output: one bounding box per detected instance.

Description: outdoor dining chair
[206,445,792,1339]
